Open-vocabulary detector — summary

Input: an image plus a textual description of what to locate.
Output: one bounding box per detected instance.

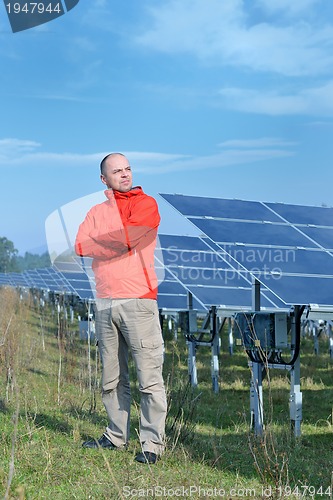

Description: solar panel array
[160,194,333,309]
[2,194,333,311]
[0,266,74,295]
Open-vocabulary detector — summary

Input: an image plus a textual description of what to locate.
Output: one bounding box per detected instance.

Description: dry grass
[0,289,332,499]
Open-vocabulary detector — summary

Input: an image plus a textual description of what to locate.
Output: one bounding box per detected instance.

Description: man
[75,153,167,464]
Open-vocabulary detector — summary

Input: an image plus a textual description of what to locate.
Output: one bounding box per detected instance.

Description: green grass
[1,288,333,499]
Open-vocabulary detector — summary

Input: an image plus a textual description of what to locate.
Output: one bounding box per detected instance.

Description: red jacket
[75,187,160,299]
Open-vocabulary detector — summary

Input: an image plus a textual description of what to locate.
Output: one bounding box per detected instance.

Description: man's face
[101,154,133,192]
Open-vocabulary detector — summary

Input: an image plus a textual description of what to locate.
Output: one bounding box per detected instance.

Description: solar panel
[298,227,333,250]
[159,194,333,309]
[156,266,203,311]
[156,234,285,310]
[53,256,96,300]
[223,245,333,275]
[24,269,49,289]
[188,218,314,248]
[160,194,281,222]
[8,272,31,287]
[37,268,66,292]
[0,273,12,286]
[264,201,333,227]
[37,267,74,293]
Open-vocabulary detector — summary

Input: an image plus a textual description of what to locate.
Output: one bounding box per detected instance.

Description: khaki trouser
[94,298,167,455]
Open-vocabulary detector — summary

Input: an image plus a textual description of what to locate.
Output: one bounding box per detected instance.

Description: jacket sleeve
[123,196,160,251]
[75,209,128,260]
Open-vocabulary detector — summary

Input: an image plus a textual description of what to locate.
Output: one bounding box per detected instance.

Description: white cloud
[305,120,333,128]
[68,37,97,57]
[0,138,295,172]
[32,93,90,102]
[218,81,333,116]
[93,0,108,7]
[0,140,189,171]
[136,0,333,77]
[255,0,320,16]
[218,138,297,148]
[0,139,41,162]
[0,138,40,150]
[219,87,305,115]
[147,149,295,174]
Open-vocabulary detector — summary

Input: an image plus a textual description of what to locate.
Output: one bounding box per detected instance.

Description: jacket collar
[104,186,143,201]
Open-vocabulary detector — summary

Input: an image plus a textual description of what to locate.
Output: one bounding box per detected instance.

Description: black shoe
[82,434,116,449]
[134,451,157,464]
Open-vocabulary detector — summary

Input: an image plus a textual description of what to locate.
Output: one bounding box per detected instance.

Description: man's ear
[100,174,107,186]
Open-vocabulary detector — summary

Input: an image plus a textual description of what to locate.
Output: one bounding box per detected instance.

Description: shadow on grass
[164,414,333,489]
[31,413,72,434]
[27,368,47,376]
[67,407,107,427]
[0,398,8,413]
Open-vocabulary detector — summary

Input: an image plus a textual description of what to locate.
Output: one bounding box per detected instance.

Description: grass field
[0,287,333,499]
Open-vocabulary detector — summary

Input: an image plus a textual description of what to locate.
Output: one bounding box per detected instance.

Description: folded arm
[75,196,161,259]
[75,210,128,260]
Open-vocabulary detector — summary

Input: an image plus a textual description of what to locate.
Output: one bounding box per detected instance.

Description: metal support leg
[313,323,319,355]
[289,353,302,437]
[187,340,198,387]
[167,315,178,341]
[211,332,219,394]
[70,305,74,323]
[173,317,178,341]
[228,317,234,355]
[209,306,219,393]
[250,362,264,436]
[327,322,333,360]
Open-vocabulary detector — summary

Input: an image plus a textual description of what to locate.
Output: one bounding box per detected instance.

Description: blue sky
[1,0,333,254]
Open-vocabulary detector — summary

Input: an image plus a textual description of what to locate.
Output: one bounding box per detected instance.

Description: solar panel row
[0,267,73,295]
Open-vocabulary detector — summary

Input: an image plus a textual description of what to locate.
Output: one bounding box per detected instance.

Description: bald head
[100,153,133,192]
[100,153,127,175]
